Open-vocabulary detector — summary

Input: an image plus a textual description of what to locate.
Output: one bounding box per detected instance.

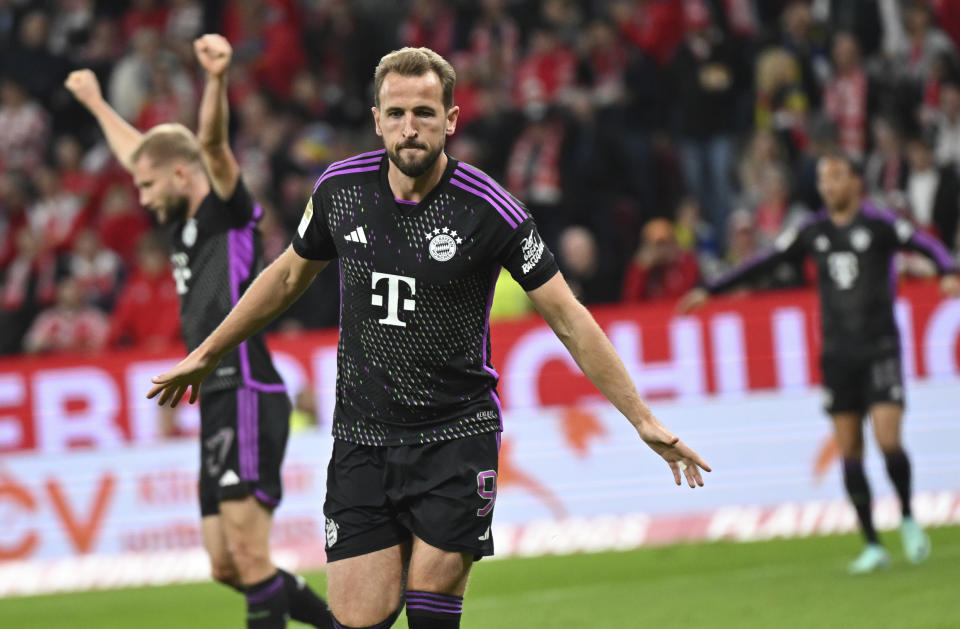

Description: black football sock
[245,572,289,628]
[277,569,333,628]
[405,591,462,628]
[884,449,913,517]
[331,605,402,629]
[843,458,879,544]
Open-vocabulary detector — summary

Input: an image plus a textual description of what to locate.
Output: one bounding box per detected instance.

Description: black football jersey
[292,150,559,446]
[708,204,959,356]
[167,178,285,394]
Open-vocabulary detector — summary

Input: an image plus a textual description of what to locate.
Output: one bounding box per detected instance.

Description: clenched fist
[64,69,103,109]
[194,33,232,77]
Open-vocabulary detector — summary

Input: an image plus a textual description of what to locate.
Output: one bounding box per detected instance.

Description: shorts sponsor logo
[478,525,491,541]
[219,470,240,487]
[425,227,461,262]
[520,229,545,274]
[325,518,339,547]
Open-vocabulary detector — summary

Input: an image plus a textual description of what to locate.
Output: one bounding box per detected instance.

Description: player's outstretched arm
[64,69,143,172]
[194,33,240,200]
[527,273,711,487]
[147,247,328,406]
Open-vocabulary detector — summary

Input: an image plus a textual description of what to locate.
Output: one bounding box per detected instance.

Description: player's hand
[194,33,232,77]
[940,274,960,298]
[634,418,711,488]
[677,287,709,314]
[64,69,103,108]
[146,352,217,407]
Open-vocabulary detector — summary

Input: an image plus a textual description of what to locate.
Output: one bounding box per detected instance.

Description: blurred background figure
[621,217,700,302]
[23,275,109,354]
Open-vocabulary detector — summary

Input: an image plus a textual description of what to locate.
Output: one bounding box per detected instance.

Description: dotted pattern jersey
[167,179,285,394]
[708,203,959,357]
[292,150,559,446]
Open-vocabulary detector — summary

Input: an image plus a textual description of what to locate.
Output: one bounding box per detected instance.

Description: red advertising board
[1,281,957,455]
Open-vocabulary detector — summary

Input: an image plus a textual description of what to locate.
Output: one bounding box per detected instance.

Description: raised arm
[194,33,240,200]
[65,70,143,172]
[147,247,328,405]
[527,273,710,487]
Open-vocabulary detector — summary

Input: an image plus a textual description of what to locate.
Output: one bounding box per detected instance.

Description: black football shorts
[198,386,291,516]
[820,350,905,415]
[323,431,499,562]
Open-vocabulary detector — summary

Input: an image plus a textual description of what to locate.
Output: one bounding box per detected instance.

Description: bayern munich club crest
[426,227,462,262]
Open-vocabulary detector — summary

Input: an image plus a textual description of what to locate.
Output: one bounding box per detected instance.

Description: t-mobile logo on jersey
[371,272,416,327]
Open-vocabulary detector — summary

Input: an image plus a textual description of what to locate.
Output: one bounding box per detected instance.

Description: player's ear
[372,106,383,137]
[445,105,459,136]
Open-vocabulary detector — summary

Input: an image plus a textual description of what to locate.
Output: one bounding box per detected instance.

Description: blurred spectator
[864,117,909,210]
[68,229,123,310]
[2,11,69,104]
[224,0,306,100]
[48,0,95,57]
[0,227,58,354]
[400,0,455,57]
[610,0,685,66]
[108,28,190,121]
[54,134,99,197]
[76,18,124,70]
[621,218,700,302]
[934,80,960,168]
[673,196,719,275]
[134,61,195,130]
[466,0,521,87]
[121,0,169,42]
[0,171,31,269]
[95,180,152,264]
[755,47,810,161]
[753,168,808,245]
[767,0,830,108]
[0,78,50,171]
[23,276,108,354]
[108,231,180,350]
[513,26,577,106]
[668,1,740,241]
[556,225,620,304]
[889,1,957,86]
[905,134,960,251]
[738,129,790,209]
[27,166,87,255]
[823,32,869,160]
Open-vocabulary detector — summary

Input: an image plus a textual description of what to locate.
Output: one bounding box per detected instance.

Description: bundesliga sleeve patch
[297,197,314,238]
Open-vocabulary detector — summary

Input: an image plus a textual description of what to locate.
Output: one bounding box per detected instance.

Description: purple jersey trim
[237,387,259,481]
[313,164,382,193]
[246,575,283,604]
[459,162,529,220]
[449,177,519,228]
[483,267,504,432]
[861,204,959,272]
[254,489,279,507]
[228,220,288,393]
[453,168,526,224]
[394,198,419,205]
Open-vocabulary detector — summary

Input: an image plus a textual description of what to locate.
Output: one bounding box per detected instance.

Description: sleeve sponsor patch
[297,197,314,238]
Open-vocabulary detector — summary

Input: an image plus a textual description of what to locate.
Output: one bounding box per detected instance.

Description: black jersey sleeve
[291,189,338,261]
[707,222,809,294]
[889,215,960,274]
[497,218,560,291]
[218,177,258,227]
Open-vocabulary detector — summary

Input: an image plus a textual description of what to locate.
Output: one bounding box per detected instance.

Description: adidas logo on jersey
[219,469,240,487]
[344,226,368,244]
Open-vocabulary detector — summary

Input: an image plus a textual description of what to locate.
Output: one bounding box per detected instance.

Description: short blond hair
[373,47,456,110]
[130,123,202,167]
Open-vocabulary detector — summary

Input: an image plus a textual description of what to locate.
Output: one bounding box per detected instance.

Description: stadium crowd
[2,0,960,356]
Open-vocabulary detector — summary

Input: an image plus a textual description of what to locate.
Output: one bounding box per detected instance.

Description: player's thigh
[219,495,274,559]
[406,534,473,595]
[831,412,865,459]
[201,514,238,582]
[326,542,408,626]
[869,402,905,453]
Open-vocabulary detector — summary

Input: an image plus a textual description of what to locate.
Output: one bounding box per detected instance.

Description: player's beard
[155,195,189,224]
[387,139,444,179]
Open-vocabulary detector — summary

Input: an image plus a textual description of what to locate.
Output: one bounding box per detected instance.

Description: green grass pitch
[4,526,958,628]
